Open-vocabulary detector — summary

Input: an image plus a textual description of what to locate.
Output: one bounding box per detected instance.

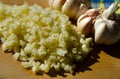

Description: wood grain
[0,0,120,79]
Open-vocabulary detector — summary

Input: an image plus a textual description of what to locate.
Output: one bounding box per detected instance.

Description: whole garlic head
[94,1,120,45]
[76,9,102,36]
[48,0,91,19]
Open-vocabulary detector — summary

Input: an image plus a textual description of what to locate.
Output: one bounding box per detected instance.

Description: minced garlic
[0,2,92,73]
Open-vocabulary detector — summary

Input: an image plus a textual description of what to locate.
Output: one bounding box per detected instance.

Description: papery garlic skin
[102,1,119,20]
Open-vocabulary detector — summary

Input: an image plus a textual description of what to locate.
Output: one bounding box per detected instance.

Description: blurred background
[91,0,120,8]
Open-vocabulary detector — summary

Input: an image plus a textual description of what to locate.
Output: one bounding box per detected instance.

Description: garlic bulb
[48,0,91,19]
[94,1,120,45]
[76,9,102,36]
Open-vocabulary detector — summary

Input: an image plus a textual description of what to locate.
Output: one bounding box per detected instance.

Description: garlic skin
[48,0,90,19]
[94,1,120,45]
[76,9,102,36]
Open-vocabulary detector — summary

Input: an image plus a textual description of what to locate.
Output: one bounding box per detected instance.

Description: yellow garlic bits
[0,2,92,73]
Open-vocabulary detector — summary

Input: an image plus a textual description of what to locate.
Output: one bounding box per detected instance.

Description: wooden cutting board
[0,0,120,79]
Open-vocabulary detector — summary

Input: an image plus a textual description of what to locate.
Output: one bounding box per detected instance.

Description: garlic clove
[62,0,80,18]
[48,0,90,19]
[77,14,87,23]
[76,16,93,35]
[52,0,66,10]
[48,0,54,9]
[94,19,108,44]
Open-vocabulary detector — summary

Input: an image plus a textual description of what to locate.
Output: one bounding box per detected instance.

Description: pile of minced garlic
[0,2,92,73]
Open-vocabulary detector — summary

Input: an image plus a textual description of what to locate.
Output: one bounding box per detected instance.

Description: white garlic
[48,0,90,19]
[94,1,120,45]
[76,8,101,35]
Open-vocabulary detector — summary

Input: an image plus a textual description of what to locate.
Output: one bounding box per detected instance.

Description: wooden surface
[0,0,120,79]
